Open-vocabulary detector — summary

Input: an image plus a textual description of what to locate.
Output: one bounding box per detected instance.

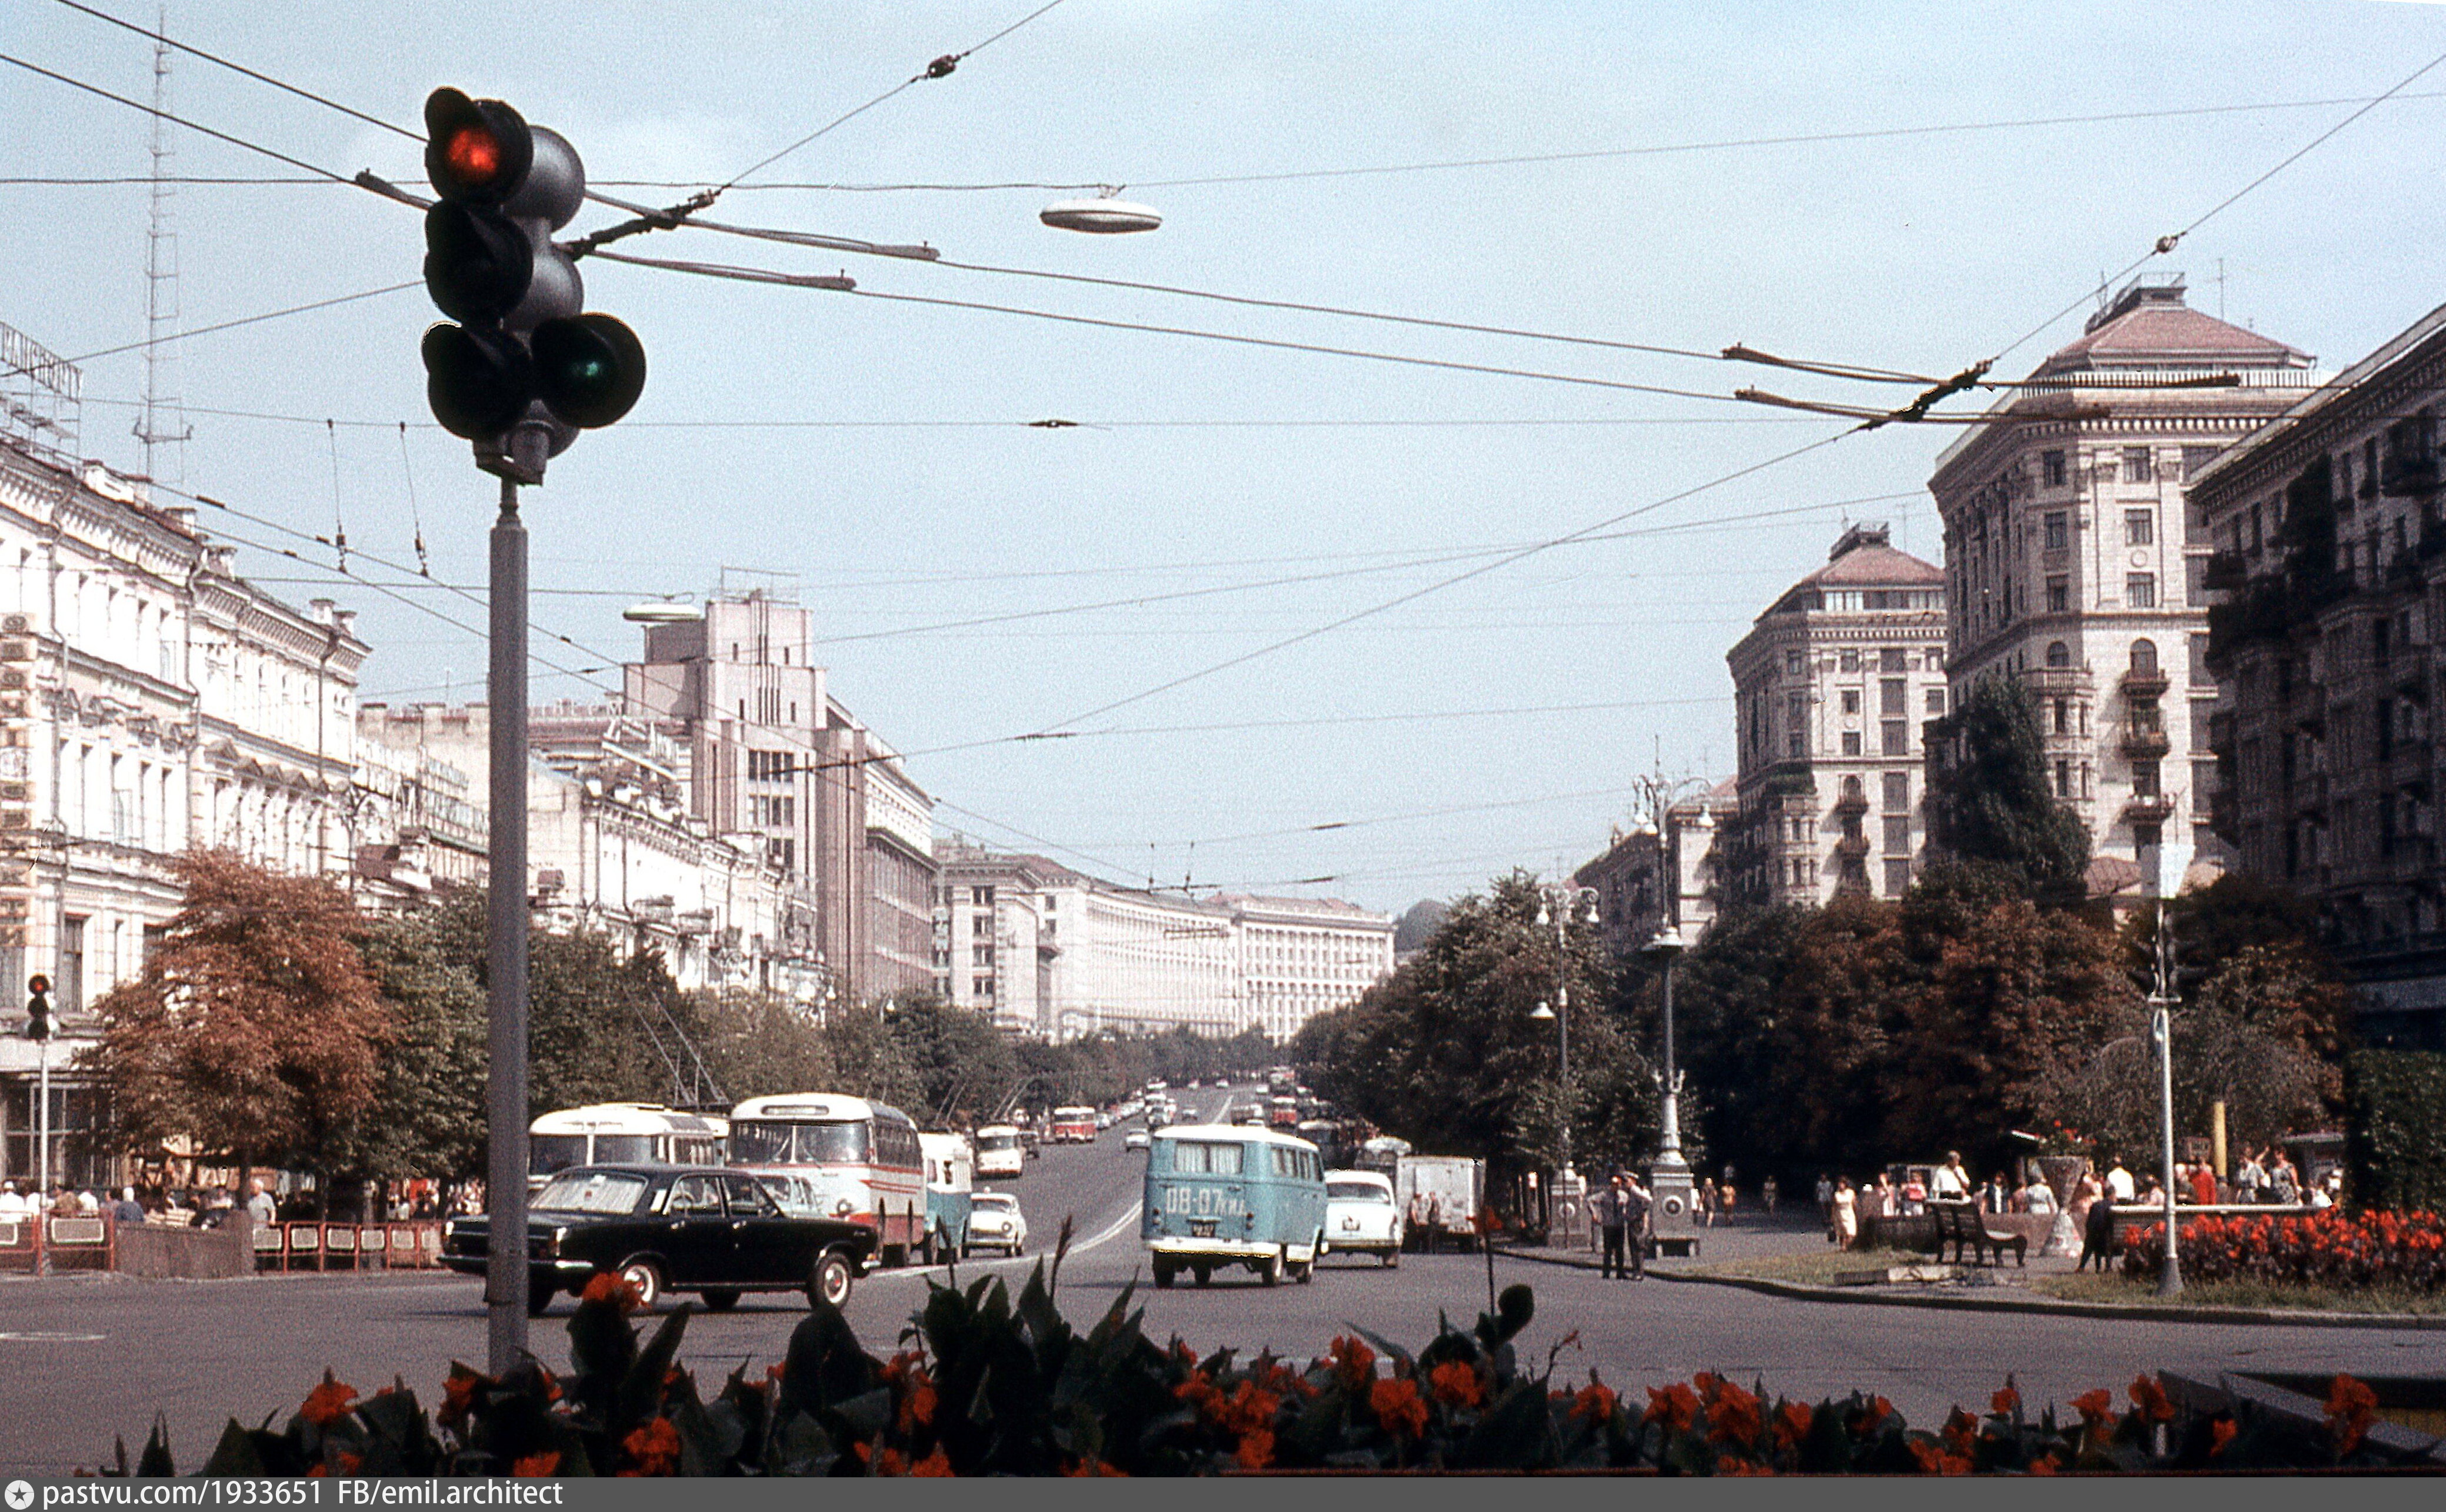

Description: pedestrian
[1900,1170,1927,1216]
[2188,1162,2218,1207]
[1696,1178,1715,1228]
[2075,1183,2120,1272]
[1405,1192,1428,1253]
[1814,1172,1834,1226]
[1594,1173,1632,1279]
[0,1181,25,1221]
[1931,1151,1971,1201]
[1831,1176,1858,1249]
[2021,1173,2058,1216]
[49,1185,79,1219]
[1761,1174,1779,1216]
[112,1186,145,1224]
[2104,1157,2136,1203]
[2237,1148,2269,1203]
[245,1177,277,1229]
[1717,1179,1737,1227]
[2270,1153,2301,1204]
[1424,1193,1442,1255]
[1871,1171,1897,1219]
[1981,1171,2012,1213]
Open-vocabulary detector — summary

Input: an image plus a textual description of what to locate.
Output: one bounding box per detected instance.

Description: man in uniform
[1593,1173,1631,1279]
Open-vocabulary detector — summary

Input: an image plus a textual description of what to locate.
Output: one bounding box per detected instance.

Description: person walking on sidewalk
[1831,1176,1859,1249]
[1622,1171,1651,1279]
[1593,1173,1632,1279]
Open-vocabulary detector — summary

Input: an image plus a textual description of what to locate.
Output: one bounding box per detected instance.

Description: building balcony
[2121,666,2171,699]
[2201,551,2247,592]
[1831,786,1868,815]
[1833,832,1870,857]
[2124,793,2178,825]
[2121,726,2172,760]
[2021,666,2094,696]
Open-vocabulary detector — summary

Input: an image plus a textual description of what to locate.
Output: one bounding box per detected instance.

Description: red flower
[2326,1374,2378,1454]
[908,1447,954,1477]
[438,1369,484,1429]
[2211,1418,2239,1457]
[1704,1377,1765,1447]
[1644,1382,1700,1434]
[1327,1336,1377,1392]
[2070,1388,2115,1424]
[300,1376,358,1427]
[898,1373,939,1435]
[1235,1429,1276,1470]
[1772,1401,1814,1451]
[1845,1394,1895,1438]
[1907,1440,1972,1476]
[2128,1374,2174,1424]
[1061,1456,1128,1477]
[621,1417,682,1476]
[580,1271,643,1313]
[1570,1380,1620,1424]
[1371,1376,1429,1439]
[1715,1454,1773,1475]
[1428,1360,1485,1409]
[511,1452,559,1477]
[1941,1407,1977,1454]
[1990,1378,2020,1418]
[2027,1452,2061,1476]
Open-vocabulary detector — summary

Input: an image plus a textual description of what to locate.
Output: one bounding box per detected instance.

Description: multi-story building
[1726,524,1948,906]
[1930,275,2317,876]
[350,703,487,903]
[0,327,366,1187]
[2191,298,2446,1049]
[622,588,937,1005]
[1573,778,1738,953]
[934,842,1395,1042]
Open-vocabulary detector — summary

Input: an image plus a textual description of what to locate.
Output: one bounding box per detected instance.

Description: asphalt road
[7,1084,2444,1475]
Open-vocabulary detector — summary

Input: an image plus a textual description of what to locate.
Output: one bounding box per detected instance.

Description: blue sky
[8,1,2445,913]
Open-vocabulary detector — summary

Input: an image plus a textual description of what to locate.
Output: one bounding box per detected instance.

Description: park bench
[1928,1200,2026,1267]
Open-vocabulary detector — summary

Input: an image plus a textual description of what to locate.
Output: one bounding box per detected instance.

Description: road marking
[0,1332,105,1342]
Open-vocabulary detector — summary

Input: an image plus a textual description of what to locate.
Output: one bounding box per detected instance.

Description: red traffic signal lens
[444,125,505,188]
[26,974,47,993]
[424,88,533,204]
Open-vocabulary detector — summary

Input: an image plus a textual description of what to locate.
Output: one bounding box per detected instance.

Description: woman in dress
[1832,1177,1859,1250]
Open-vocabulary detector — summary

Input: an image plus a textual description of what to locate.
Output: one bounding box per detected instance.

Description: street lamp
[1531,883,1598,1184]
[2147,840,2192,1297]
[1642,924,1699,1257]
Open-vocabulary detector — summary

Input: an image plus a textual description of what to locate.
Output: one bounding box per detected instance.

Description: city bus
[1049,1105,1098,1144]
[526,1103,728,1192]
[1143,1123,1328,1288]
[974,1123,1025,1180]
[728,1093,927,1264]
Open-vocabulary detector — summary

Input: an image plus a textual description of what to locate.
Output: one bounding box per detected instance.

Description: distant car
[1125,1129,1150,1151]
[1095,1112,1114,1130]
[1324,1170,1402,1267]
[965,1191,1029,1256]
[442,1164,875,1314]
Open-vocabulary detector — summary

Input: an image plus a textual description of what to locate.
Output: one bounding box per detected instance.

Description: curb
[1495,1244,2446,1330]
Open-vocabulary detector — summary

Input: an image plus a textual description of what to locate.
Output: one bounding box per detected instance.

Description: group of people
[1588,1169,1654,1279]
[1812,1151,2065,1247]
[0,1177,281,1229]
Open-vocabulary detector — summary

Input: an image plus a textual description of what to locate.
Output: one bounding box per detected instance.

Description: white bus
[974,1123,1025,1180]
[526,1103,728,1191]
[728,1093,928,1264]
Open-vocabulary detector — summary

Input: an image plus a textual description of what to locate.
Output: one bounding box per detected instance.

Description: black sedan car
[442,1164,876,1314]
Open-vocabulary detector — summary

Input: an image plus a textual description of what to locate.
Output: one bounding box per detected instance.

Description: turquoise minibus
[1142,1123,1327,1287]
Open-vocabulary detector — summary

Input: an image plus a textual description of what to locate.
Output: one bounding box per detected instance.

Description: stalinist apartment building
[1930,275,2317,876]
[1727,523,1948,905]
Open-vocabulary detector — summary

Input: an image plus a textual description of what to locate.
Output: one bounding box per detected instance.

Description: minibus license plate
[1190,1217,1217,1237]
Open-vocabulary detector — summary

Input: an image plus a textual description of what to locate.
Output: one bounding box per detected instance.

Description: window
[1881,720,1910,756]
[1882,816,1912,855]
[1881,678,1907,716]
[971,886,994,906]
[971,944,994,966]
[2127,573,2158,609]
[2046,640,2071,669]
[2130,639,2158,674]
[1785,649,1804,676]
[1926,687,1946,715]
[2046,576,2069,614]
[1171,1140,1244,1176]
[2125,509,2155,546]
[1883,772,1911,811]
[2132,761,2161,798]
[2043,450,2067,488]
[974,975,995,997]
[1841,731,1861,756]
[1839,648,1860,672]
[1880,647,1908,673]
[2134,822,2162,849]
[2124,446,2154,483]
[2052,697,2070,735]
[1884,859,1914,895]
[1841,689,1860,715]
[2056,759,2071,798]
[2185,554,2208,603]
[972,914,992,938]
[2044,512,2070,550]
[2181,446,2222,482]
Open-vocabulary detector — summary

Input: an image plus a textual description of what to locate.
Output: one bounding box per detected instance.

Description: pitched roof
[2034,280,2310,377]
[1798,542,1944,588]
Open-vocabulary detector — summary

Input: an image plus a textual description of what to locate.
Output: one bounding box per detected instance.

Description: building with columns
[1726,524,1948,906]
[1930,274,2317,877]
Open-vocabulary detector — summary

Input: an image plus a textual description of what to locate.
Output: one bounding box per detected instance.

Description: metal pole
[484,475,531,1371]
[2152,902,2181,1296]
[1555,907,1571,1179]
[1658,952,1681,1159]
[36,1033,49,1200]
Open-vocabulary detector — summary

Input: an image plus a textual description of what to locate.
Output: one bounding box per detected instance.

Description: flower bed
[104,1264,2418,1476]
[2121,1209,2446,1291]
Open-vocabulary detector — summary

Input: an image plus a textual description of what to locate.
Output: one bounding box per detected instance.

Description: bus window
[592,1134,658,1164]
[1172,1140,1244,1176]
[531,1134,589,1175]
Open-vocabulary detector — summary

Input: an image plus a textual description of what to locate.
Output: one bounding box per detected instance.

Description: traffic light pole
[484,475,531,1373]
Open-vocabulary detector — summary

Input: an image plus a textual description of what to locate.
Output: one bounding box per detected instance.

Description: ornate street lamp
[1642,925,1700,1256]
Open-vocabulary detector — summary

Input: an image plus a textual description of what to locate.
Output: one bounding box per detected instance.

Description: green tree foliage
[2345,1049,2446,1212]
[339,897,489,1184]
[882,995,1015,1126]
[1298,873,1654,1179]
[88,850,392,1178]
[691,990,838,1107]
[1924,676,2091,903]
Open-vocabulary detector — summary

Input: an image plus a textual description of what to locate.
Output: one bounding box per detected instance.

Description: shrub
[2121,1209,2446,1291]
[2347,1049,2446,1214]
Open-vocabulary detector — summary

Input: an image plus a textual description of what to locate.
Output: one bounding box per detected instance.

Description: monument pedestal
[1648,1154,1702,1259]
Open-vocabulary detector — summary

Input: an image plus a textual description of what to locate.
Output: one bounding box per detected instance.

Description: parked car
[441,1164,875,1315]
[964,1191,1029,1256]
[1324,1169,1402,1267]
[1124,1129,1151,1151]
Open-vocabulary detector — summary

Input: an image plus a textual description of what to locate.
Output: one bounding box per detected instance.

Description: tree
[88,850,392,1182]
[337,897,489,1185]
[1924,676,2091,903]
[692,989,837,1107]
[883,994,1017,1126]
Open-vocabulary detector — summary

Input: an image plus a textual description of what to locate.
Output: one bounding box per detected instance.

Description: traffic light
[419,88,646,483]
[25,973,51,1041]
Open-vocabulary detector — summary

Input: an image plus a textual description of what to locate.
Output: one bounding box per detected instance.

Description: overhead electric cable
[50,0,421,139]
[4,282,417,379]
[0,51,362,182]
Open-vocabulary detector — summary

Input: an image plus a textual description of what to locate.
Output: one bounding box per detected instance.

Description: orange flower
[512,1451,560,1477]
[334,1453,361,1476]
[580,1271,643,1312]
[536,1366,562,1405]
[2069,1388,2115,1424]
[1907,1440,1972,1476]
[898,1378,939,1434]
[1705,1378,1765,1447]
[1061,1456,1128,1477]
[1990,1377,2020,1418]
[301,1376,359,1427]
[1571,1380,1620,1424]
[1845,1395,1895,1438]
[1941,1407,1977,1455]
[1428,1360,1485,1410]
[1716,1454,1773,1476]
[1371,1376,1429,1439]
[2210,1418,2239,1457]
[1235,1429,1276,1470]
[621,1417,682,1476]
[1644,1382,1699,1434]
[1772,1401,1814,1451]
[1209,1381,1281,1437]
[1327,1336,1377,1392]
[438,1368,484,1428]
[909,1447,954,1477]
[2128,1374,2174,1424]
[2027,1451,2061,1476]
[2326,1374,2378,1454]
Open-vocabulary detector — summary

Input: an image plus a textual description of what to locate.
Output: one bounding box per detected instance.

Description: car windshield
[976,1132,1020,1151]
[973,1195,1012,1211]
[1328,1182,1390,1202]
[731,1119,867,1164]
[533,1170,649,1215]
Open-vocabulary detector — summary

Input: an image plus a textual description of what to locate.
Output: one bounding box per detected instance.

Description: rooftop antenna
[2215,257,2227,321]
[135,8,193,483]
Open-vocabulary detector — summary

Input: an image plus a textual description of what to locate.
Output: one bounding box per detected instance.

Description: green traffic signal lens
[532,314,647,429]
[421,323,534,439]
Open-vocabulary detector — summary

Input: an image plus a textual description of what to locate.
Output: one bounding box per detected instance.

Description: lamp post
[1641,924,1698,1256]
[1529,884,1598,1185]
[2148,840,2191,1297]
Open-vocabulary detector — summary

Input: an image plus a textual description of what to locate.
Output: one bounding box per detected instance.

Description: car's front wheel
[701,1287,741,1311]
[617,1259,665,1313]
[808,1249,855,1310]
